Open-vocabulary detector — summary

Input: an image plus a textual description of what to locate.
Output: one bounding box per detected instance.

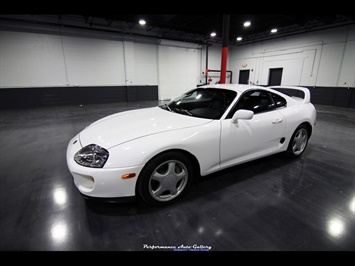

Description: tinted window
[272,93,287,108]
[227,90,275,118]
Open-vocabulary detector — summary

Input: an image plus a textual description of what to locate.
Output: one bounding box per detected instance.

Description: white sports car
[66,84,316,206]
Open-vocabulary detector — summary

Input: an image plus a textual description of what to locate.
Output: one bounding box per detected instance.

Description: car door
[220,89,286,168]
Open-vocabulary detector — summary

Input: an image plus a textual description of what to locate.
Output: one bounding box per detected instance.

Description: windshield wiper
[159,103,172,112]
[160,104,193,116]
[173,108,193,116]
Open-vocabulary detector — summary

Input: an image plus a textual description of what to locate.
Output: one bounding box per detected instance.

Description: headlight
[74,144,109,168]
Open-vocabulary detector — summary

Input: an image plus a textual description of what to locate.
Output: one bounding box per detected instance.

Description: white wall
[157,40,202,100]
[123,41,158,86]
[0,31,67,87]
[0,30,202,100]
[0,31,158,88]
[63,36,126,86]
[229,25,355,87]
[1,24,354,102]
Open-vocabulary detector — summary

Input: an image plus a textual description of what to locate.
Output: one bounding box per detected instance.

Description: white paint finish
[106,120,221,175]
[220,110,286,168]
[67,84,316,198]
[79,107,212,150]
[66,136,144,197]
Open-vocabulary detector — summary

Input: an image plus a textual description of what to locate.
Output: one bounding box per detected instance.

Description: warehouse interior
[0,12,354,252]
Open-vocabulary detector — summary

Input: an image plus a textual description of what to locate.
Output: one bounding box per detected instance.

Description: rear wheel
[286,125,309,158]
[137,151,193,207]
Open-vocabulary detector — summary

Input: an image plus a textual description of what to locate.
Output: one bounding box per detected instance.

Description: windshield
[160,88,237,119]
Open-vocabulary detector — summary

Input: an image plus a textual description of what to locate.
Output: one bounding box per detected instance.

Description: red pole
[220,15,230,84]
[220,47,228,84]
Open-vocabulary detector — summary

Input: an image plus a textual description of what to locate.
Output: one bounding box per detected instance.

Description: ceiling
[97,14,355,45]
[1,14,354,46]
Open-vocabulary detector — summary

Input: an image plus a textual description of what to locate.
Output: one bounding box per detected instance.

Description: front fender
[104,120,221,176]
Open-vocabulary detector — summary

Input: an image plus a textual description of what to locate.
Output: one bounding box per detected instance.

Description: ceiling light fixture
[210,32,216,37]
[244,21,251,27]
[139,19,146,25]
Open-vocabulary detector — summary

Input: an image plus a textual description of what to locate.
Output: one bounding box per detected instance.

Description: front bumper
[66,135,144,198]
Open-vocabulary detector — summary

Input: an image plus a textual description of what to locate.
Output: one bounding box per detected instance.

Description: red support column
[220,47,228,84]
[219,15,230,84]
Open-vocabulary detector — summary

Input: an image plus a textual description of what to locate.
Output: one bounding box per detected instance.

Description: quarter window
[272,93,287,109]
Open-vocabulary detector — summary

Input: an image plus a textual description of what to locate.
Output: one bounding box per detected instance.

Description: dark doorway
[239,70,250,84]
[268,68,283,86]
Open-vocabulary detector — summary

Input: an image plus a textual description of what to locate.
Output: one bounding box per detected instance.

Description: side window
[227,90,275,118]
[271,93,287,109]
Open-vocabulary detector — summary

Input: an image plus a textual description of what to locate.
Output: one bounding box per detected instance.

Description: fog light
[121,173,136,179]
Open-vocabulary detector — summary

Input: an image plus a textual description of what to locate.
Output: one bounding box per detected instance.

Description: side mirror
[231,109,254,124]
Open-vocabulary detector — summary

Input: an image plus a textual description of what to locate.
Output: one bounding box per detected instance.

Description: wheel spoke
[175,169,187,182]
[149,159,189,202]
[296,137,302,148]
[167,162,176,175]
[292,129,307,155]
[170,186,178,195]
[152,172,166,182]
[152,185,165,197]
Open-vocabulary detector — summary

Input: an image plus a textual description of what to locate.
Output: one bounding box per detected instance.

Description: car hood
[79,107,212,149]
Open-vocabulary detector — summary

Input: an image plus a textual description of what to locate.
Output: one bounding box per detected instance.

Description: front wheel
[136,152,193,207]
[286,125,309,158]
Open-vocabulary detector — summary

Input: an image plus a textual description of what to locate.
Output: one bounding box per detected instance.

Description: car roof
[198,84,266,93]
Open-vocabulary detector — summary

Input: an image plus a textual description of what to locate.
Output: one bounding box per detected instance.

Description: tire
[286,124,309,158]
[136,151,194,207]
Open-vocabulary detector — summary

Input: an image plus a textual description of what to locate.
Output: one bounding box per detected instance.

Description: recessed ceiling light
[210,32,216,37]
[271,28,278,33]
[139,19,146,25]
[237,37,242,41]
[244,21,251,27]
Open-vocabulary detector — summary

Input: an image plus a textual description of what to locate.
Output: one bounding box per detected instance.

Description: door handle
[272,118,283,124]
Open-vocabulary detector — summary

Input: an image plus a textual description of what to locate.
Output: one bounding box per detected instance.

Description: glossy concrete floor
[0,102,354,251]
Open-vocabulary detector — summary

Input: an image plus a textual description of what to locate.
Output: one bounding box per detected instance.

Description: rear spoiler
[268,86,311,104]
